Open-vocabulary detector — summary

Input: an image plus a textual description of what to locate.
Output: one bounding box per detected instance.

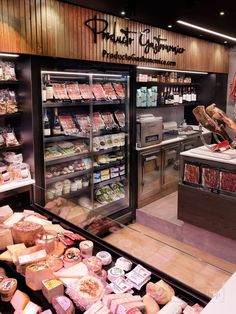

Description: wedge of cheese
[10,290,30,311]
[3,213,24,227]
[0,228,13,250]
[7,243,26,255]
[0,250,13,262]
[23,301,42,314]
[0,205,13,222]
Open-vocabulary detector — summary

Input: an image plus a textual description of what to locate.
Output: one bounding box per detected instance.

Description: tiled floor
[104,222,236,298]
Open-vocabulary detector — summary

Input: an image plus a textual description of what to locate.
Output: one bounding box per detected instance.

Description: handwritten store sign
[85,15,185,66]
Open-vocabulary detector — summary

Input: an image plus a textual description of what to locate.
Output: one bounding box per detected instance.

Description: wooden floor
[104,222,236,298]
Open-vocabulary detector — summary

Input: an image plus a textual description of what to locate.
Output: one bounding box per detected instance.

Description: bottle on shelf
[186,87,192,102]
[52,108,61,135]
[164,87,170,105]
[160,91,165,105]
[179,88,183,104]
[169,87,174,104]
[183,87,186,102]
[173,87,179,105]
[42,77,47,102]
[191,87,197,102]
[45,74,54,101]
[43,109,51,137]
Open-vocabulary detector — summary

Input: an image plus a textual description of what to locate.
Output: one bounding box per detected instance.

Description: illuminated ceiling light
[0,53,19,57]
[137,66,208,75]
[224,40,228,44]
[220,11,225,15]
[177,20,236,42]
[41,71,122,77]
[168,25,172,28]
[121,10,126,16]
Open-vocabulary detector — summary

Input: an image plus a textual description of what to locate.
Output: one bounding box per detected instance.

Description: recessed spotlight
[199,34,203,37]
[121,10,126,16]
[220,11,225,15]
[168,25,172,28]
[224,40,228,44]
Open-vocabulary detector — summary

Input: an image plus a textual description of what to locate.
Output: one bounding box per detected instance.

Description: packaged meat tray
[44,145,63,160]
[66,83,82,100]
[58,115,79,135]
[113,82,125,99]
[75,114,91,135]
[92,112,105,132]
[52,83,69,100]
[101,112,119,130]
[56,141,81,155]
[71,140,89,153]
[103,82,117,100]
[114,111,126,128]
[202,167,219,190]
[220,171,236,194]
[78,84,94,100]
[91,84,107,100]
[183,163,200,185]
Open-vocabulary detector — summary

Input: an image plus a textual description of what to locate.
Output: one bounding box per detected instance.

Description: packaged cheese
[0,205,13,222]
[18,249,47,266]
[0,250,13,262]
[25,262,54,290]
[23,301,42,314]
[12,220,44,246]
[52,295,75,314]
[0,278,17,301]
[7,243,26,254]
[42,279,64,303]
[3,212,24,227]
[10,289,29,310]
[0,228,13,250]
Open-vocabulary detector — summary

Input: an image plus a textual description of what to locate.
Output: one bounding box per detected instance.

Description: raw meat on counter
[202,167,219,189]
[220,171,236,193]
[91,83,107,100]
[66,83,82,100]
[103,82,117,100]
[52,83,69,100]
[79,84,94,100]
[113,82,125,99]
[58,115,79,135]
[183,163,200,184]
[101,112,119,130]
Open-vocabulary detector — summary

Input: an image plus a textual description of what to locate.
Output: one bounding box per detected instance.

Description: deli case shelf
[44,134,89,143]
[42,99,125,108]
[45,152,91,166]
[46,169,92,185]
[94,175,126,189]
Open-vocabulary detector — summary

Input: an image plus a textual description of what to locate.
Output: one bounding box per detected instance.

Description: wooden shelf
[42,99,125,108]
[46,168,92,185]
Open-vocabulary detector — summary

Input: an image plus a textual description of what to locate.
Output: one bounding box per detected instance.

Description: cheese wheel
[12,221,44,246]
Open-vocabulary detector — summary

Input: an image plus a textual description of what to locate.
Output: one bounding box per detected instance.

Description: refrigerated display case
[33,64,132,228]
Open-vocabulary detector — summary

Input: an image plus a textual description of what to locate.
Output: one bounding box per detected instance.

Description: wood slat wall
[0,0,229,73]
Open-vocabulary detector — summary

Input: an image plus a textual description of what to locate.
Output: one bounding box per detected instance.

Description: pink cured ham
[52,83,69,100]
[58,115,79,135]
[202,168,219,189]
[103,83,117,100]
[75,114,91,134]
[220,171,236,193]
[66,83,82,100]
[78,84,94,100]
[113,83,125,99]
[101,112,119,130]
[91,84,106,100]
[114,111,125,128]
[92,112,105,132]
[184,164,200,184]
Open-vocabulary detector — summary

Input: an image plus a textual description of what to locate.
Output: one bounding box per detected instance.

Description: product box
[136,87,147,107]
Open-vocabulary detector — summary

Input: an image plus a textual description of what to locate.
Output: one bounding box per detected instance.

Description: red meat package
[78,84,94,100]
[183,163,200,184]
[75,114,91,135]
[101,112,119,130]
[66,83,82,100]
[58,115,79,135]
[92,112,105,132]
[114,111,125,128]
[52,83,69,100]
[103,82,117,100]
[113,82,125,99]
[220,171,236,193]
[202,167,219,189]
[91,84,106,100]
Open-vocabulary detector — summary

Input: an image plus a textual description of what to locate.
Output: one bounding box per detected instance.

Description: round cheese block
[12,221,44,246]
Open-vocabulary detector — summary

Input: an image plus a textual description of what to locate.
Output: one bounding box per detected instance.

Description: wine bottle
[46,74,54,101]
[179,88,183,104]
[52,108,61,135]
[160,91,165,105]
[173,87,179,105]
[187,87,191,102]
[192,87,197,102]
[43,109,51,137]
[169,87,174,104]
[42,77,47,102]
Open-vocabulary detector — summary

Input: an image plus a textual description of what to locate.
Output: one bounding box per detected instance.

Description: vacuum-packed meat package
[2,128,19,146]
[92,112,105,132]
[113,82,125,99]
[101,112,119,130]
[75,114,91,135]
[103,82,117,99]
[78,84,94,100]
[183,163,200,184]
[58,115,79,135]
[66,83,82,100]
[220,171,236,193]
[114,111,125,128]
[52,83,69,100]
[202,167,219,189]
[91,84,106,100]
[2,62,16,80]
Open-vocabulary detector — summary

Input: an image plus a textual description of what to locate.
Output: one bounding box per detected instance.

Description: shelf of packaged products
[0,80,19,85]
[0,179,35,193]
[94,160,125,172]
[42,99,125,108]
[0,143,23,152]
[93,146,124,156]
[44,134,89,143]
[137,102,198,109]
[94,175,126,189]
[45,151,91,166]
[0,112,22,118]
[93,128,127,136]
[46,168,92,185]
[136,81,200,86]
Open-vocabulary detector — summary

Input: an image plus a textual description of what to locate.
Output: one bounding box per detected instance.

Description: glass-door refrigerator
[34,66,132,230]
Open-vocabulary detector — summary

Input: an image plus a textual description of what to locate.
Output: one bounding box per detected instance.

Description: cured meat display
[0,89,18,115]
[75,114,91,135]
[91,84,106,100]
[101,112,119,130]
[114,111,126,128]
[183,163,200,184]
[52,83,69,100]
[202,167,219,189]
[92,112,105,132]
[58,115,79,135]
[113,82,125,99]
[66,83,82,100]
[78,84,94,100]
[220,171,236,193]
[0,61,16,80]
[103,83,117,100]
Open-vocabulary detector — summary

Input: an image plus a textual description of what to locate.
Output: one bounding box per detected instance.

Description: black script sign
[85,15,136,46]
